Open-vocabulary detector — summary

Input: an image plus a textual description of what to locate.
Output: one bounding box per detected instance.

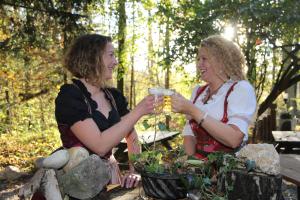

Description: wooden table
[138,131,180,150]
[114,131,180,164]
[272,131,300,153]
[280,154,300,200]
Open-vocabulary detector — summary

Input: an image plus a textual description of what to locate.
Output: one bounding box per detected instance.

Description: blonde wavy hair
[63,34,112,87]
[199,35,246,81]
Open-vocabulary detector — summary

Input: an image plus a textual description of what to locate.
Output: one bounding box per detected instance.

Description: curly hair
[199,35,246,81]
[63,34,112,87]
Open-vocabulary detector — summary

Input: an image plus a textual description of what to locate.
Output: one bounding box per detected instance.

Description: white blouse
[182,80,257,142]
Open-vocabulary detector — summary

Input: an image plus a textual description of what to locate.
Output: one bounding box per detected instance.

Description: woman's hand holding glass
[135,95,164,116]
[148,88,174,114]
[171,92,194,115]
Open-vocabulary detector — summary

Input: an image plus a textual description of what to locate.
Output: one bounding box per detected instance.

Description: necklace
[203,83,224,104]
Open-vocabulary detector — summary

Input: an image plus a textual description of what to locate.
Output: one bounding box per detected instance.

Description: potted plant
[130,147,238,200]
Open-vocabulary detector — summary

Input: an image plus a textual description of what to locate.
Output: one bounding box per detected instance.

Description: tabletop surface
[280,154,300,185]
[272,131,300,142]
[138,131,180,144]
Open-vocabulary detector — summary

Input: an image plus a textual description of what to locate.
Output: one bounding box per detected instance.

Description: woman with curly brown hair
[54,34,159,193]
[171,35,257,159]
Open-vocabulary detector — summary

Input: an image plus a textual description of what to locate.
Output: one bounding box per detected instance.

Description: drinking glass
[148,88,174,114]
[162,89,175,114]
[148,87,174,150]
[148,88,164,114]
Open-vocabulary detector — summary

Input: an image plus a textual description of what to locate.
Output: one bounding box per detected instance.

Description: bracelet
[198,112,208,126]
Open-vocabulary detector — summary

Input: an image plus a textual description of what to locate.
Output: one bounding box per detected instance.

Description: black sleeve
[55,84,92,126]
[108,88,130,117]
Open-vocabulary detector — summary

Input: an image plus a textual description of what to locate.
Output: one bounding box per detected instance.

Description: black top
[55,79,130,155]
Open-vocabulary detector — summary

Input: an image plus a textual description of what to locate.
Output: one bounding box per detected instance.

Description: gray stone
[42,149,70,169]
[63,147,89,173]
[58,154,110,199]
[236,144,280,175]
[4,165,23,180]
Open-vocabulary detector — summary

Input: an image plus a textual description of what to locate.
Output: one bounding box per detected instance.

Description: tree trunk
[147,10,156,85]
[164,18,171,129]
[129,0,136,109]
[42,170,63,200]
[257,43,300,117]
[218,169,282,200]
[19,168,46,199]
[117,0,126,94]
[19,169,63,200]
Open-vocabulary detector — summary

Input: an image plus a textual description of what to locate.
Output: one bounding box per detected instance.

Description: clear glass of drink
[162,89,175,114]
[148,88,174,114]
[148,88,164,114]
[147,87,174,149]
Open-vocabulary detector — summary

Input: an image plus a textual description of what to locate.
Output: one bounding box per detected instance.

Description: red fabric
[189,82,238,159]
[58,123,84,149]
[58,123,111,159]
[31,191,46,200]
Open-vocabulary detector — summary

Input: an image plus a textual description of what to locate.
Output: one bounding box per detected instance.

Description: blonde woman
[171,35,257,159]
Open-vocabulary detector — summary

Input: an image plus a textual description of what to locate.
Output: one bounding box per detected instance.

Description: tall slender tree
[117,0,127,93]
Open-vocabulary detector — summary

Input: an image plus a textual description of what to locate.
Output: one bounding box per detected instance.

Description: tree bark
[117,0,126,94]
[19,169,63,200]
[19,168,46,199]
[129,1,136,109]
[218,169,282,200]
[42,169,63,200]
[257,43,299,117]
[164,17,171,129]
[147,10,156,85]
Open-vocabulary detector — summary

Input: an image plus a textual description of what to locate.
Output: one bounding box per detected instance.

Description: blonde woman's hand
[171,93,193,114]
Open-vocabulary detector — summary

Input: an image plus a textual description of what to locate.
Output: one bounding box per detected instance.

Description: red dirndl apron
[189,82,238,160]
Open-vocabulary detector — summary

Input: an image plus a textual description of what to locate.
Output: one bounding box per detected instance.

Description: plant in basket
[130,146,191,199]
[130,148,239,200]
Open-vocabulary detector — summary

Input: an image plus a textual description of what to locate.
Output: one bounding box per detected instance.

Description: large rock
[58,154,110,199]
[63,147,89,173]
[4,165,24,181]
[236,144,280,175]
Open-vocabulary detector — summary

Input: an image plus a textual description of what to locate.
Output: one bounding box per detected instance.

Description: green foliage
[0,127,61,172]
[130,150,164,173]
[131,148,238,200]
[0,0,98,139]
[171,0,300,115]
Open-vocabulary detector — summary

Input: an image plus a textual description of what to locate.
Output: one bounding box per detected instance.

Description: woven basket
[141,171,187,199]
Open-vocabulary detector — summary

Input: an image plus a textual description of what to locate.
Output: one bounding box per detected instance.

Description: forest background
[0,0,299,173]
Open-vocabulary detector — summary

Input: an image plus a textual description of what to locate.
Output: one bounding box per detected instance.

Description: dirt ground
[0,176,298,200]
[0,175,31,200]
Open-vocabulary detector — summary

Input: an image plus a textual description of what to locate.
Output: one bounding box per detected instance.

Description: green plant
[130,149,238,200]
[130,146,187,174]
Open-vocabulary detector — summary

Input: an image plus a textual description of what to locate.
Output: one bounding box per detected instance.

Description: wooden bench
[272,131,300,153]
[138,131,180,150]
[114,131,180,164]
[280,154,300,200]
